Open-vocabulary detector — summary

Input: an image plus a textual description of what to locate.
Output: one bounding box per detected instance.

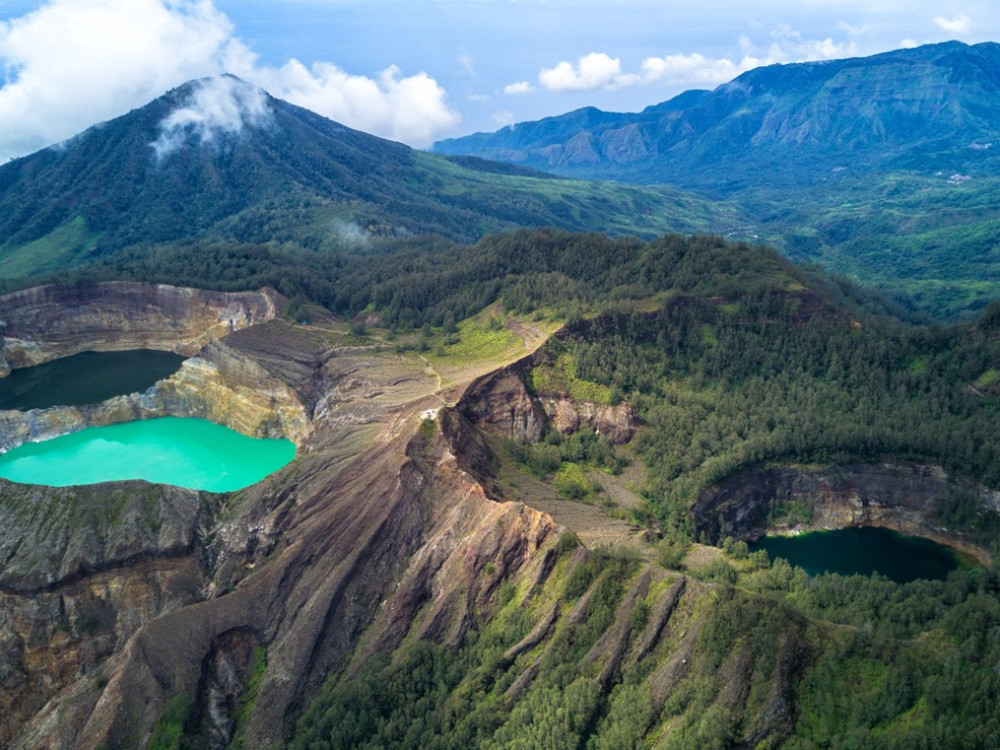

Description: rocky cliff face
[0,338,563,749]
[0,323,311,454]
[0,479,213,746]
[459,355,638,445]
[694,462,996,563]
[0,284,309,747]
[460,364,547,443]
[539,396,638,445]
[0,282,279,376]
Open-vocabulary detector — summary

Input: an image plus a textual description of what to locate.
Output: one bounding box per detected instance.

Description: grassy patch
[528,352,613,404]
[906,356,929,376]
[699,324,719,347]
[433,314,523,365]
[553,462,599,501]
[229,646,267,750]
[974,368,1000,389]
[148,694,193,750]
[0,215,98,278]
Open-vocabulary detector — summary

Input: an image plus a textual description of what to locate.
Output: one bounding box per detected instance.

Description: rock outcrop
[0,286,568,748]
[0,282,279,376]
[460,362,546,443]
[459,356,638,445]
[0,323,311,452]
[540,396,638,445]
[0,479,214,746]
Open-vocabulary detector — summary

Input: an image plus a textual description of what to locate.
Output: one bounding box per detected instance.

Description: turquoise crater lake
[0,417,296,492]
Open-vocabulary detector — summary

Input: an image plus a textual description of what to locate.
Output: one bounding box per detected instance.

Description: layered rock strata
[0,282,279,376]
[0,321,566,748]
[0,343,309,451]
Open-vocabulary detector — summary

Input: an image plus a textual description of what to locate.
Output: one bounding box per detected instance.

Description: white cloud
[151,75,271,161]
[837,21,871,38]
[638,53,758,87]
[539,52,628,92]
[0,0,238,162]
[531,28,860,94]
[503,80,535,95]
[933,14,972,35]
[0,0,459,162]
[248,60,459,147]
[459,52,477,78]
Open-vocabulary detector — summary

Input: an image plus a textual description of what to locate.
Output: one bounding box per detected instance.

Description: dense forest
[282,547,999,750]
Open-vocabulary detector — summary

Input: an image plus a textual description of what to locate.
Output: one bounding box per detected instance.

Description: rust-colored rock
[541,396,638,445]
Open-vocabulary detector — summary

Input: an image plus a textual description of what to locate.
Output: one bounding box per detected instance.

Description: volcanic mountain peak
[0,76,733,281]
[150,75,275,161]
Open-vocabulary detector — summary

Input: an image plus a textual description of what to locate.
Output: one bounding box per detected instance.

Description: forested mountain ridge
[435,42,1000,319]
[435,41,1000,188]
[2,38,1000,746]
[0,76,734,282]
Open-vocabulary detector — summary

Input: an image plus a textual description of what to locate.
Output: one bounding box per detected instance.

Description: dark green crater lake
[0,417,296,492]
[749,526,970,583]
[0,349,185,411]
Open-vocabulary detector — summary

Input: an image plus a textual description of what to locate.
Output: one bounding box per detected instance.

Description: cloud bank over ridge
[529,30,863,94]
[0,0,459,163]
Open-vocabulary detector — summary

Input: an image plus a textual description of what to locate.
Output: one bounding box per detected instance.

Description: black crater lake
[0,417,296,492]
[749,526,971,583]
[0,349,185,411]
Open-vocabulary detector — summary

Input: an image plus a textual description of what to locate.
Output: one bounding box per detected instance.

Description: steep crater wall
[694,462,998,564]
[0,281,279,375]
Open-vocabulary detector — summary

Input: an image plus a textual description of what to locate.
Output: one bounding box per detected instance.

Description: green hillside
[0,77,736,283]
[436,42,1000,319]
[255,228,1000,749]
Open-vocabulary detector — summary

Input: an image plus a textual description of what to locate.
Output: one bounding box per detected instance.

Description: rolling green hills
[436,42,1000,318]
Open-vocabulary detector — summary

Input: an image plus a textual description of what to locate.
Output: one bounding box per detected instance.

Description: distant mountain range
[436,41,1000,190]
[0,76,732,281]
[436,42,1000,319]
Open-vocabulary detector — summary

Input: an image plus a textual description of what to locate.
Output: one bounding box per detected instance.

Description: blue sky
[0,0,998,161]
